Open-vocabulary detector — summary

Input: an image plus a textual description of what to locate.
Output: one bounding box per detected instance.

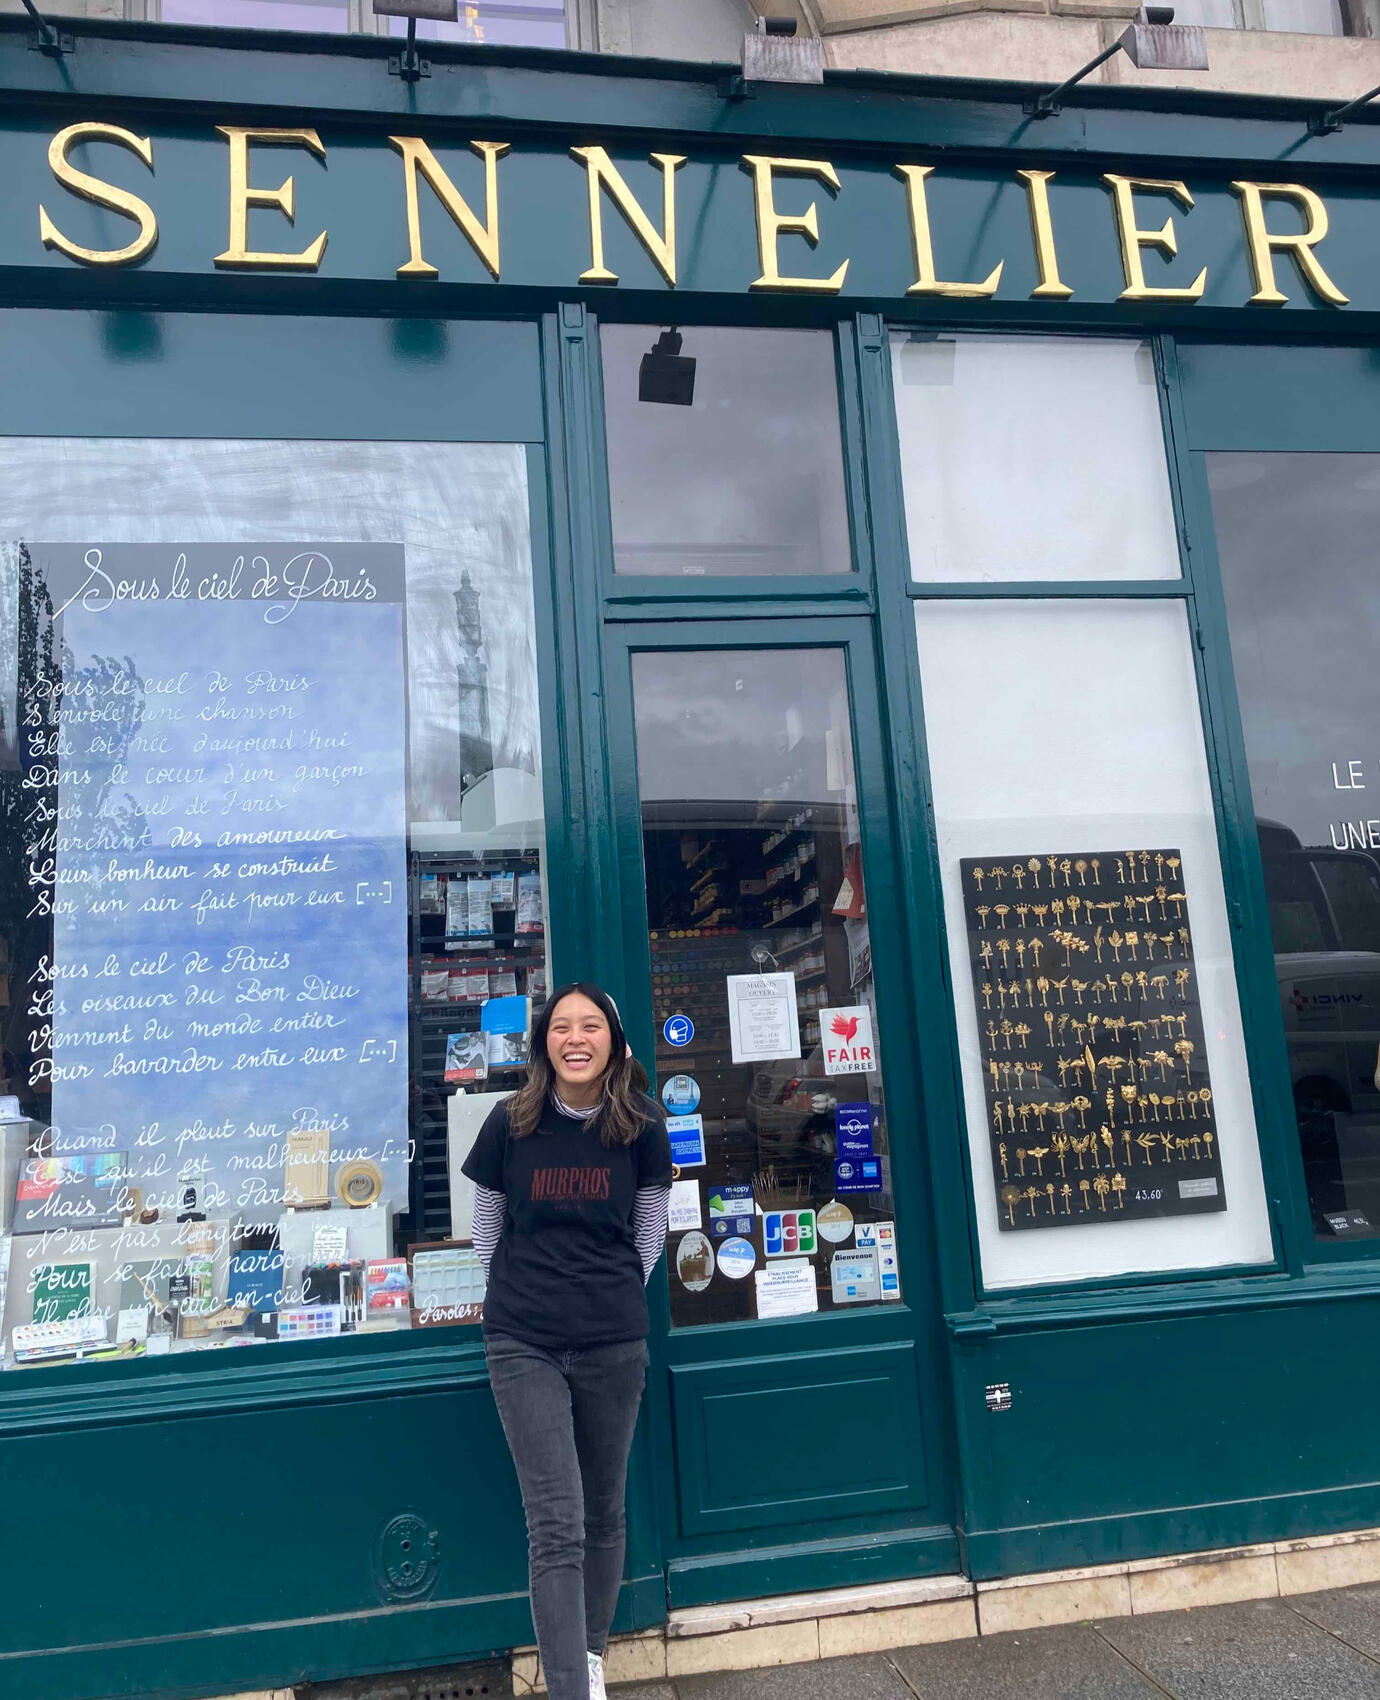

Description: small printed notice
[754,1258,818,1319]
[821,1005,877,1075]
[666,1113,706,1168]
[668,1178,702,1232]
[726,972,800,1065]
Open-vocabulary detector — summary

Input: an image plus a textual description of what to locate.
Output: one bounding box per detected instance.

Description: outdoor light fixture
[374,0,458,82]
[20,0,69,56]
[1308,82,1380,134]
[729,12,823,96]
[1026,7,1208,118]
[639,329,696,407]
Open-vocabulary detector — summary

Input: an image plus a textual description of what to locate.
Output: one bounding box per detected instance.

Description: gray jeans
[485,1332,649,1700]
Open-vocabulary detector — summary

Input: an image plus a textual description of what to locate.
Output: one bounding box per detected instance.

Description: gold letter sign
[39,122,158,267]
[741,155,849,293]
[896,165,1003,298]
[389,138,509,280]
[570,146,684,286]
[1102,175,1206,302]
[1230,181,1348,307]
[215,127,327,270]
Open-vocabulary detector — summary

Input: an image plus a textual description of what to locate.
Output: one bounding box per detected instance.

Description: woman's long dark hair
[506,981,650,1147]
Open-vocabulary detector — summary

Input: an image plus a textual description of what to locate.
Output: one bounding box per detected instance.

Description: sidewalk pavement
[615,1582,1380,1700]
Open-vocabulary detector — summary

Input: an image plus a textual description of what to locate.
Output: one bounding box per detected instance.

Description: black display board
[958,849,1227,1230]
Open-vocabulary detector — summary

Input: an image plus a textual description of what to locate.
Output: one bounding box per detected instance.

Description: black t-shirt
[461,1093,673,1349]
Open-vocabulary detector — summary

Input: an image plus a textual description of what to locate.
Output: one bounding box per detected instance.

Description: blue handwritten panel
[34,544,408,1229]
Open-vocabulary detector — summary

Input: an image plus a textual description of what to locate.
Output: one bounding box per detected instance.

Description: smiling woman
[460,980,672,1700]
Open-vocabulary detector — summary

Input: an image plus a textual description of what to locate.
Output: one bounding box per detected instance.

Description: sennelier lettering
[32,121,1351,308]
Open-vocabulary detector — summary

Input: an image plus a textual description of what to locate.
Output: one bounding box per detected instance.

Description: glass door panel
[629,647,900,1327]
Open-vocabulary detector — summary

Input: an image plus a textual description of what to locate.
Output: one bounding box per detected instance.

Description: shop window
[890,335,1181,584]
[146,0,567,44]
[378,0,568,45]
[0,437,547,1366]
[630,648,899,1324]
[1165,0,1344,31]
[1209,452,1380,1243]
[155,0,349,29]
[915,599,1272,1289]
[601,326,853,577]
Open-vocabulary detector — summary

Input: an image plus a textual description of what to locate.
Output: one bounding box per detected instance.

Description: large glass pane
[891,335,1181,583]
[916,599,1271,1289]
[632,649,901,1325]
[1211,452,1380,1240]
[1260,0,1342,31]
[602,326,852,577]
[384,1,567,47]
[160,0,349,30]
[0,435,547,1366]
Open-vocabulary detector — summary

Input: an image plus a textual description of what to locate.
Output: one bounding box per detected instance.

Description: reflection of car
[746,1043,837,1159]
[1260,820,1380,1222]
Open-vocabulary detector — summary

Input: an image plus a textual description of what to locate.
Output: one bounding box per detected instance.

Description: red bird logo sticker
[823,1006,875,1075]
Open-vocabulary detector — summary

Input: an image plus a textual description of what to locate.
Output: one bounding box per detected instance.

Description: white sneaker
[587,1651,607,1700]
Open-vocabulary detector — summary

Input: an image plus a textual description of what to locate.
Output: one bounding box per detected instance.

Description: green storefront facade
[2,19,1380,1699]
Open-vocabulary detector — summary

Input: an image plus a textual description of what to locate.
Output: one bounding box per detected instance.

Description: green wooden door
[603,615,959,1607]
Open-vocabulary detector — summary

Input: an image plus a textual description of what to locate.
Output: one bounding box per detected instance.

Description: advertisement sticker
[834,1156,882,1195]
[668,1178,702,1232]
[661,1073,701,1114]
[830,1247,880,1304]
[816,1199,855,1244]
[821,1005,877,1075]
[675,1231,714,1293]
[667,1113,707,1168]
[715,1237,756,1280]
[834,1101,875,1160]
[857,1220,900,1299]
[763,1208,817,1258]
[707,1184,755,1239]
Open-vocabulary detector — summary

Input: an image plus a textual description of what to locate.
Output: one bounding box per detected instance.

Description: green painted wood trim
[598,609,958,1561]
[1156,337,1299,1272]
[906,579,1189,599]
[1171,467,1355,1269]
[0,1329,489,1438]
[542,307,672,1615]
[854,312,983,1319]
[963,1479,1380,1583]
[946,1258,1380,1334]
[0,1592,537,1700]
[666,1522,961,1610]
[594,323,868,610]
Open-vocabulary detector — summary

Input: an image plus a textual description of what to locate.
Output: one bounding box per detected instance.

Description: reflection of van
[1260,820,1380,1218]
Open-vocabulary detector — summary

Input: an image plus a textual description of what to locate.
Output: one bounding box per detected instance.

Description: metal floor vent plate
[299,1657,512,1700]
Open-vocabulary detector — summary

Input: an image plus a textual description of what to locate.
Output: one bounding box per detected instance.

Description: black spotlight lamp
[638,328,696,406]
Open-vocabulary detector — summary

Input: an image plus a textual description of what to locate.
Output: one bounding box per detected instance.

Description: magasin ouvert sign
[19,117,1370,308]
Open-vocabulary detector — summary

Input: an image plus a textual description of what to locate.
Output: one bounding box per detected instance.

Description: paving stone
[888,1622,1163,1699]
[670,1652,915,1700]
[1096,1595,1380,1700]
[1290,1583,1380,1659]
